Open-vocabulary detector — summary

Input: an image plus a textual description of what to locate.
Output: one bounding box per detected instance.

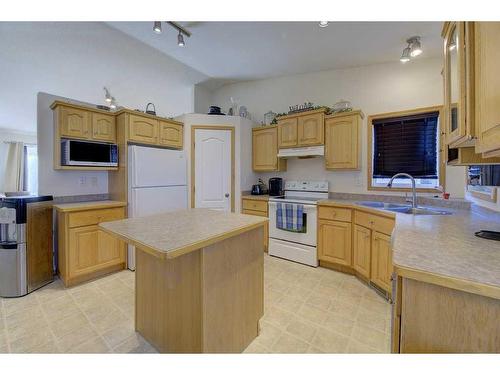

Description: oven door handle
[268,202,317,209]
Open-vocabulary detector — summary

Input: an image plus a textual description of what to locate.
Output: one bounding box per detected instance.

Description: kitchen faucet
[387,173,417,209]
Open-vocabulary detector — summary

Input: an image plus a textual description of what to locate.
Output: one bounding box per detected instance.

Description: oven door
[268,201,317,246]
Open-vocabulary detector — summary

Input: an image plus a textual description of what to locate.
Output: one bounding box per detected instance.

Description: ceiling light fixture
[153,21,191,47]
[400,47,411,63]
[177,32,185,47]
[103,87,112,103]
[408,36,423,57]
[319,21,329,28]
[153,21,162,34]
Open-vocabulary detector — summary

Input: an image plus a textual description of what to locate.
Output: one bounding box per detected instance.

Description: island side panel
[135,248,203,353]
[201,226,264,353]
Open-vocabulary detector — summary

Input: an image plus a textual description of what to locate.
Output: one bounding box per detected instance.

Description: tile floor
[0,254,391,354]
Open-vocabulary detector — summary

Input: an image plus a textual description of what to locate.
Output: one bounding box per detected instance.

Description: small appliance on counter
[268,177,284,196]
[0,195,54,298]
[251,178,269,195]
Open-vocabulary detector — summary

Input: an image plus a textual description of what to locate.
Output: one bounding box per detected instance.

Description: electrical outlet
[91,177,98,187]
[78,176,86,186]
[355,175,363,187]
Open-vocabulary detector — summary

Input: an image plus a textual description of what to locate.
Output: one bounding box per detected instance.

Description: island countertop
[99,208,268,260]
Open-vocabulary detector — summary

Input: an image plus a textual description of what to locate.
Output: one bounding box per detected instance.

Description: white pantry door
[194,129,232,211]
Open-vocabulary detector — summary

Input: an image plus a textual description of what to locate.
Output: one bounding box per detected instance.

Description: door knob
[225,193,230,198]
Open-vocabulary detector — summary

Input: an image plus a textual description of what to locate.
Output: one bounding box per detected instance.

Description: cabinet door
[298,113,324,146]
[353,224,371,278]
[97,230,125,265]
[475,22,500,154]
[159,121,183,148]
[278,118,298,148]
[253,127,279,171]
[91,113,116,142]
[371,231,392,292]
[68,225,99,277]
[325,114,359,169]
[129,115,159,144]
[318,219,352,266]
[59,106,91,139]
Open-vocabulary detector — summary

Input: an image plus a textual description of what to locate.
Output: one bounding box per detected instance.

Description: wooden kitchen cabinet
[325,111,363,170]
[353,224,371,279]
[56,202,127,287]
[252,126,286,172]
[297,112,324,146]
[91,112,116,142]
[159,120,183,148]
[371,231,392,292]
[318,220,352,266]
[128,114,159,145]
[277,117,298,148]
[277,108,328,149]
[241,197,269,252]
[474,22,500,155]
[57,105,91,140]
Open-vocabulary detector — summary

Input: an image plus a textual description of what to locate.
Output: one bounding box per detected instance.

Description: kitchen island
[100,208,268,353]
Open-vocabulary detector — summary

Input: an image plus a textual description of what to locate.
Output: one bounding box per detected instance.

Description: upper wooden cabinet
[91,113,116,142]
[325,111,363,170]
[128,114,159,145]
[159,121,183,148]
[297,112,324,146]
[57,105,91,140]
[277,108,327,148]
[474,22,500,155]
[277,117,298,148]
[443,22,475,148]
[252,126,286,172]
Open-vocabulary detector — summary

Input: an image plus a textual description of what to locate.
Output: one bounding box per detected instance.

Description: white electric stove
[268,181,329,267]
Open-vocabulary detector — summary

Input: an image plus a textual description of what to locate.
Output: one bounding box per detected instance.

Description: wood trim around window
[367,105,445,193]
[190,125,235,212]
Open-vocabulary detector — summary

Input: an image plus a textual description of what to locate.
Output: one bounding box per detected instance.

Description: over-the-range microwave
[61,139,118,167]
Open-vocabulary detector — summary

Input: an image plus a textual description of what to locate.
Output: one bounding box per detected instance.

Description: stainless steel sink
[356,201,452,215]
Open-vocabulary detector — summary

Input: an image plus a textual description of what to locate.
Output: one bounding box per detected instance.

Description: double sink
[356,201,452,215]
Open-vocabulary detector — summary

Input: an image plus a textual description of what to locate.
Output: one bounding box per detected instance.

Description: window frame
[367,106,445,193]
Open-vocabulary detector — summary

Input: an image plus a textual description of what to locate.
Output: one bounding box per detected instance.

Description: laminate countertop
[99,208,268,260]
[319,199,500,298]
[241,194,270,201]
[54,200,126,212]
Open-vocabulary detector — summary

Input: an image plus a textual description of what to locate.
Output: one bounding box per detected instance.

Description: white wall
[176,113,258,212]
[0,22,208,197]
[193,84,213,114]
[0,129,37,193]
[211,58,467,198]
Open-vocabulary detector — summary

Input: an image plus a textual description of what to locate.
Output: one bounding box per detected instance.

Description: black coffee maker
[268,177,284,196]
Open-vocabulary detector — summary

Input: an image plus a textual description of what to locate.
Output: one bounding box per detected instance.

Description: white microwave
[61,139,118,167]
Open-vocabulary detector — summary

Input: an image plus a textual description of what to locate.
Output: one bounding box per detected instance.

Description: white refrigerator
[127,145,188,270]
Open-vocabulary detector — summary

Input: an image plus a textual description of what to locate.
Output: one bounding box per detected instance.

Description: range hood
[278,146,324,158]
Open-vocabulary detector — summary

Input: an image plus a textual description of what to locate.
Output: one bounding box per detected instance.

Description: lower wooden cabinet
[318,219,352,266]
[371,231,392,291]
[353,224,371,278]
[241,197,269,252]
[57,203,126,287]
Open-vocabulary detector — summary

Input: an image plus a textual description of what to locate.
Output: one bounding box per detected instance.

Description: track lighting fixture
[319,21,329,28]
[103,87,112,103]
[177,32,185,47]
[153,21,162,34]
[152,21,191,47]
[399,36,423,63]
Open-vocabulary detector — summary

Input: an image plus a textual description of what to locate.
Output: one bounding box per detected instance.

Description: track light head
[103,87,112,103]
[319,21,329,28]
[407,36,422,57]
[153,21,162,34]
[177,32,185,47]
[400,47,411,63]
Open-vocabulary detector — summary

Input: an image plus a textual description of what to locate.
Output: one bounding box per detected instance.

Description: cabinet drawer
[318,206,352,222]
[355,210,395,235]
[68,208,125,228]
[242,209,268,217]
[242,199,268,213]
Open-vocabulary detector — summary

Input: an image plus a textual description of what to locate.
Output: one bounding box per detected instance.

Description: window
[368,107,444,191]
[24,144,38,195]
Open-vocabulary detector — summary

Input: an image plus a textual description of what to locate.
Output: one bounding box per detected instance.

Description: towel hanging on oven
[276,202,305,233]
